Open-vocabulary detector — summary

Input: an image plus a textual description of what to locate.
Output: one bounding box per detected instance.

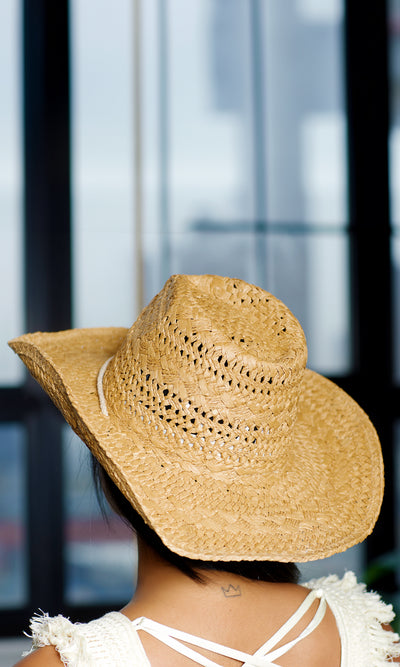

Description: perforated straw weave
[9,274,384,562]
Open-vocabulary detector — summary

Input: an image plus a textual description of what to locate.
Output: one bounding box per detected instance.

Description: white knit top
[23,572,400,666]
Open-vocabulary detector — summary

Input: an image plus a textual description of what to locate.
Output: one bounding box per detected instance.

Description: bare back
[122,581,341,667]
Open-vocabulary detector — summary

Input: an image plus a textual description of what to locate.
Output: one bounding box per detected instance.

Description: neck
[120,538,260,621]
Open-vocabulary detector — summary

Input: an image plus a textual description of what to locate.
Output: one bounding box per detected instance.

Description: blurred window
[71,0,136,328]
[0,0,23,386]
[0,424,27,609]
[5,0,400,634]
[70,0,357,590]
[63,428,135,605]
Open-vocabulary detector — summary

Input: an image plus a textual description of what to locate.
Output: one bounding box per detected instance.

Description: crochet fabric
[23,572,400,666]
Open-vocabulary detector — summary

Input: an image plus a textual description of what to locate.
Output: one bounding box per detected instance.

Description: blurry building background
[1,0,400,657]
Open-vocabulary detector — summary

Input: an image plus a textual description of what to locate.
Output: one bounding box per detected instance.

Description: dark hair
[91,456,300,584]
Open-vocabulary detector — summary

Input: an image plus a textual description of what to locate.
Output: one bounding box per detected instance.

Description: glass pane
[263,1,347,225]
[0,0,23,385]
[299,544,364,583]
[0,424,27,608]
[166,0,252,236]
[140,0,347,300]
[270,233,350,375]
[169,230,260,288]
[141,0,256,293]
[71,0,348,331]
[63,427,136,605]
[71,0,137,327]
[389,0,400,226]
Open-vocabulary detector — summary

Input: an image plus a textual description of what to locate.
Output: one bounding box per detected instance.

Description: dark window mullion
[345,0,393,569]
[23,0,71,615]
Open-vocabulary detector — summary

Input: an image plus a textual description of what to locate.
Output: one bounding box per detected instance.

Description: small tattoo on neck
[221,584,242,598]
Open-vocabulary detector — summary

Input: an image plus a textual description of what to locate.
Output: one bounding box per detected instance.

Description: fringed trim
[305,571,400,664]
[22,611,93,666]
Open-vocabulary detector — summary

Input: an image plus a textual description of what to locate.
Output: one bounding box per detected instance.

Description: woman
[10,274,400,665]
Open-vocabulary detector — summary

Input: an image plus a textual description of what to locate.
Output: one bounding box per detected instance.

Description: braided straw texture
[9,274,384,562]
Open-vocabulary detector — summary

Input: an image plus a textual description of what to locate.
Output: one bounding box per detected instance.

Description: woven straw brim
[9,328,384,562]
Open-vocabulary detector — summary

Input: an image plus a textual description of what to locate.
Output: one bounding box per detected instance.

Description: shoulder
[16,611,148,667]
[13,613,83,666]
[14,645,63,666]
[304,570,395,622]
[304,571,400,663]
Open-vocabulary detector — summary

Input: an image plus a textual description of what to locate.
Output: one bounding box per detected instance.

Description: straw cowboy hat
[9,274,383,562]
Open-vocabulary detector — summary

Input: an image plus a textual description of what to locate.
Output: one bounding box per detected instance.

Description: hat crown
[103,275,307,469]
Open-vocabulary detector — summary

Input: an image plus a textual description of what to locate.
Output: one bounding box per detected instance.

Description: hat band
[97,356,113,417]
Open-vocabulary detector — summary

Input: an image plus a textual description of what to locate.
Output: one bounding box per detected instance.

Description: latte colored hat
[9,274,383,562]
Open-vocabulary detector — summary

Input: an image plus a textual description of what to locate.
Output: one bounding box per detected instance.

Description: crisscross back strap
[132,588,326,667]
[243,589,326,666]
[133,616,278,667]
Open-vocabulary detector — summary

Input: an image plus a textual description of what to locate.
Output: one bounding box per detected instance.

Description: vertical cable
[159,0,171,282]
[249,0,268,288]
[133,0,144,313]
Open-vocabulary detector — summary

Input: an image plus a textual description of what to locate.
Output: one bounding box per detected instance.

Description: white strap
[249,588,323,658]
[260,596,327,662]
[133,617,279,667]
[97,356,113,416]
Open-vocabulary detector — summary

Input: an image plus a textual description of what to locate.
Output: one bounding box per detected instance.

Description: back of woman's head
[9,274,384,569]
[91,455,300,585]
